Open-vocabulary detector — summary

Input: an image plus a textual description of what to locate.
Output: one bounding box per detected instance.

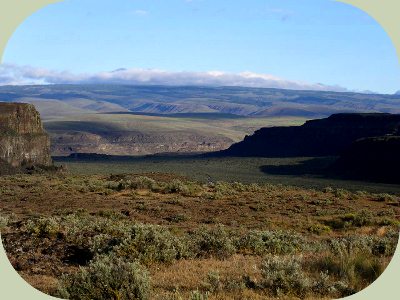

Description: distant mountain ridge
[1,84,400,119]
[219,113,400,157]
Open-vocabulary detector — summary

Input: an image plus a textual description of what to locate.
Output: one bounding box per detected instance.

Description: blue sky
[1,0,399,93]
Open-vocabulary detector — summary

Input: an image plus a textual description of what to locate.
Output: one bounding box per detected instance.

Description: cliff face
[221,113,400,157]
[0,103,52,168]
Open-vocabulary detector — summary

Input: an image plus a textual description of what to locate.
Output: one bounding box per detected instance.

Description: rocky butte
[0,103,52,172]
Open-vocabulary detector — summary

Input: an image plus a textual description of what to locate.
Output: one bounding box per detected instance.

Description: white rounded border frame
[0,0,399,299]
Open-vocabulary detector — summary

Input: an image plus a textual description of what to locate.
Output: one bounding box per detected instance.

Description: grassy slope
[45,113,307,143]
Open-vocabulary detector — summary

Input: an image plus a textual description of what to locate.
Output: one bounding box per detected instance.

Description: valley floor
[55,155,400,194]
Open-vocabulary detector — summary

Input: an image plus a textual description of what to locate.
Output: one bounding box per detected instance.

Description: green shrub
[61,213,131,253]
[322,187,334,193]
[163,179,187,193]
[114,224,190,265]
[261,255,310,298]
[312,271,333,295]
[237,230,305,255]
[378,218,400,226]
[375,193,395,202]
[191,225,236,259]
[308,224,332,235]
[204,271,222,293]
[25,217,61,237]
[161,179,203,196]
[333,188,349,198]
[84,178,108,193]
[351,210,374,227]
[180,182,204,197]
[371,237,397,256]
[328,236,374,256]
[105,180,124,191]
[105,176,158,191]
[214,182,237,196]
[325,210,374,229]
[204,190,224,200]
[57,255,150,300]
[312,271,352,298]
[131,176,158,190]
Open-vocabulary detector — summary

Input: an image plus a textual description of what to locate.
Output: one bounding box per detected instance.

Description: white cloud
[132,9,148,16]
[0,63,348,92]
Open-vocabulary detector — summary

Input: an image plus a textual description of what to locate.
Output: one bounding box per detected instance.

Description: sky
[1,0,399,93]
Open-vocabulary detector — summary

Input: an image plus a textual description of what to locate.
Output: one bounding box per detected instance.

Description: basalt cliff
[220,113,400,157]
[0,103,52,173]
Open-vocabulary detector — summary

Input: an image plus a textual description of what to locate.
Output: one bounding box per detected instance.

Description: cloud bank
[0,63,348,92]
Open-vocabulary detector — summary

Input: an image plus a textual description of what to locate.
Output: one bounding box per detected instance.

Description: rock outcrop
[219,113,400,157]
[0,103,52,169]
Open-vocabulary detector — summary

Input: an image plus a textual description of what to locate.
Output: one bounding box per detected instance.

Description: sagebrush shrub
[162,179,203,196]
[131,176,157,190]
[261,255,310,298]
[114,224,190,264]
[308,223,332,235]
[237,230,305,255]
[312,271,351,297]
[57,255,150,300]
[191,225,236,259]
[61,213,131,254]
[25,217,61,237]
[204,271,222,292]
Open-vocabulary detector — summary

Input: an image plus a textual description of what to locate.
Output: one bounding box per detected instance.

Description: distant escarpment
[49,130,233,156]
[220,113,400,157]
[331,136,400,183]
[0,103,52,172]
